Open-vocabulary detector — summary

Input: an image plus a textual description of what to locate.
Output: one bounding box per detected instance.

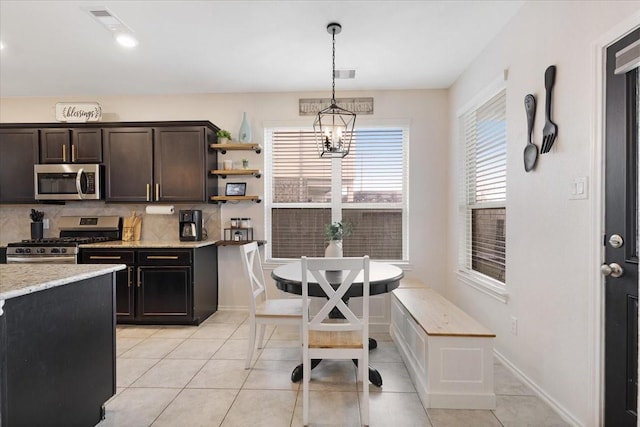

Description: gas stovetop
[13,236,115,246]
[7,216,122,257]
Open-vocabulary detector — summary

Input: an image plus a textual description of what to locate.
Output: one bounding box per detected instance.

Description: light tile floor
[96,310,569,427]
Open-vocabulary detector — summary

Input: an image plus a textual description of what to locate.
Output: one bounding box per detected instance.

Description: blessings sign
[55,102,102,122]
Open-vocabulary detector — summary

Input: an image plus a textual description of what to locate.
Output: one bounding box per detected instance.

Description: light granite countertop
[79,240,217,249]
[1,240,217,249]
[0,264,126,300]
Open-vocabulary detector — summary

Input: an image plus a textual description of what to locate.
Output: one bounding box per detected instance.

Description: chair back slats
[240,242,266,314]
[301,256,370,334]
[308,268,361,329]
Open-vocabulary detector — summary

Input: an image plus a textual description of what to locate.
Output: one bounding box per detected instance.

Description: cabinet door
[154,127,206,202]
[138,266,192,319]
[0,129,38,203]
[81,250,135,321]
[40,129,70,163]
[71,128,102,163]
[103,128,153,202]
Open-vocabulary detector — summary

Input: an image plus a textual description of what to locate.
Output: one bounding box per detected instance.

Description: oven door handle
[7,256,77,264]
[76,168,85,199]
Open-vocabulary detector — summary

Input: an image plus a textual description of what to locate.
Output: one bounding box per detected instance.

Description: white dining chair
[239,242,303,369]
[301,255,370,426]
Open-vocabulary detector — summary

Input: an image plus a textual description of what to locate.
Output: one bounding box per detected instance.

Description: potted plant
[324,221,352,257]
[217,129,232,144]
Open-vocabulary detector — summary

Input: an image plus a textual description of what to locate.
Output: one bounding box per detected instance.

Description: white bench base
[390,293,496,409]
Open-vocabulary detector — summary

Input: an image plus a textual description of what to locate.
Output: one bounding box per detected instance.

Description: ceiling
[0,1,524,97]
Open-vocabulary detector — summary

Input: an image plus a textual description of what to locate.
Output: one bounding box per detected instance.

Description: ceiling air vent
[334,70,356,79]
[84,7,138,47]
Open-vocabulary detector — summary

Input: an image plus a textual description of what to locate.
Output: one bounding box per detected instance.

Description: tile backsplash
[0,202,220,244]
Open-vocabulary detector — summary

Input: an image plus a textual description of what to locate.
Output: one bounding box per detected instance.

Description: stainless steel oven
[34,163,102,200]
[7,243,79,264]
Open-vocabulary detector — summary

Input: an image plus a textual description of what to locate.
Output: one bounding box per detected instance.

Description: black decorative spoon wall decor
[524,94,538,172]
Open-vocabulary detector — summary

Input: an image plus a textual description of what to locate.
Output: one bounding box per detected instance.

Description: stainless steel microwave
[34,164,102,200]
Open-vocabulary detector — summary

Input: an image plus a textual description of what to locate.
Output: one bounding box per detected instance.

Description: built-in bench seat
[390,288,496,409]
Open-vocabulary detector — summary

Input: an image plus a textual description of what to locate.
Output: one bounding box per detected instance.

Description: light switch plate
[43,218,50,229]
[569,177,588,200]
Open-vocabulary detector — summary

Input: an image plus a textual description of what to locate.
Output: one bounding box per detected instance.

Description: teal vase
[239,112,251,143]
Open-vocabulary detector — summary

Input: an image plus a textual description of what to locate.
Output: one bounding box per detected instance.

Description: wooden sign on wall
[299,97,374,116]
[55,102,102,122]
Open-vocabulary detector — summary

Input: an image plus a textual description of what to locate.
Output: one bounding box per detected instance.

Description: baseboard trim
[494,350,582,427]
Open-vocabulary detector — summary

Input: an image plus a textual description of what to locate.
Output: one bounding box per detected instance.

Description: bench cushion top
[393,288,496,338]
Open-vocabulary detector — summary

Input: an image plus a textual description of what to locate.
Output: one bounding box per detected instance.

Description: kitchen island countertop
[0,264,126,300]
[79,240,218,249]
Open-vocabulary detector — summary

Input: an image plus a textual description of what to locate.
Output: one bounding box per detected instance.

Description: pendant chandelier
[313,23,356,158]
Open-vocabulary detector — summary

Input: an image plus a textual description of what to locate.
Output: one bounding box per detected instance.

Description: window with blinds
[459,89,507,283]
[267,127,407,260]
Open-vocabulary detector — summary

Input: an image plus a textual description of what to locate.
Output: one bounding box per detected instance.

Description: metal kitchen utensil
[541,65,558,153]
[523,94,538,172]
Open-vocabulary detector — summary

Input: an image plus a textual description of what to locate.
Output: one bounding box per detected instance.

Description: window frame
[264,122,410,263]
[456,78,509,303]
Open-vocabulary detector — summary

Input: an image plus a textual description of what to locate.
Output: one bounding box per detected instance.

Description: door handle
[71,144,77,162]
[155,183,159,201]
[62,144,67,162]
[601,263,624,278]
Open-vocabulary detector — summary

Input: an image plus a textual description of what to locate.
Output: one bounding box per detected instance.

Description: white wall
[0,88,450,311]
[446,1,640,426]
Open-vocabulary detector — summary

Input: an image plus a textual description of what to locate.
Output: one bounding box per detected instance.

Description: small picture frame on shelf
[225,182,247,196]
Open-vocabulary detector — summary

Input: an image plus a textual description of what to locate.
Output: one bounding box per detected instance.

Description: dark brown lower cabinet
[81,244,217,325]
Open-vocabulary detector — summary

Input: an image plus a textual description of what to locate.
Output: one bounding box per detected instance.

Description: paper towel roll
[145,205,175,215]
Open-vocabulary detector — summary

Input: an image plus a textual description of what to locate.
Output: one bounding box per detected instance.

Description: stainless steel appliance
[6,216,122,264]
[34,163,102,200]
[179,209,203,241]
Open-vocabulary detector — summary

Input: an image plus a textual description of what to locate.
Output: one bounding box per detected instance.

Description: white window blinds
[460,89,507,283]
[341,128,405,204]
[270,129,332,203]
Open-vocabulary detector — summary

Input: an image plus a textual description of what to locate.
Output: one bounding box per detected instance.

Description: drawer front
[138,250,191,265]
[82,250,135,264]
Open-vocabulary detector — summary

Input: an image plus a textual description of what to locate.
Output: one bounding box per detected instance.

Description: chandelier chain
[331,27,336,103]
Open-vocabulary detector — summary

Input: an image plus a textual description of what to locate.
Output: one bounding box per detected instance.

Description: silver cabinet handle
[146,255,179,260]
[601,263,623,278]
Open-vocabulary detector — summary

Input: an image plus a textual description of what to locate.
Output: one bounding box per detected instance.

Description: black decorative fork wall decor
[541,65,558,153]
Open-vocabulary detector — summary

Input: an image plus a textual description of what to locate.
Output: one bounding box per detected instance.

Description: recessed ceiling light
[115,32,138,48]
[85,7,139,48]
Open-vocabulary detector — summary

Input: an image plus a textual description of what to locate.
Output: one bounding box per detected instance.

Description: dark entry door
[604,27,639,426]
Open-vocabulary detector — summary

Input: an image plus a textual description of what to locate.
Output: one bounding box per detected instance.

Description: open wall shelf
[210,169,262,178]
[209,143,262,154]
[210,195,261,204]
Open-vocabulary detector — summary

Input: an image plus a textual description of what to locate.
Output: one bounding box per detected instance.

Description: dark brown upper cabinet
[103,124,216,203]
[153,127,207,202]
[40,128,102,163]
[103,127,154,202]
[0,128,39,203]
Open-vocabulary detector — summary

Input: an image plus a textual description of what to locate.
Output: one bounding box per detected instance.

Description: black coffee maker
[179,209,203,241]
